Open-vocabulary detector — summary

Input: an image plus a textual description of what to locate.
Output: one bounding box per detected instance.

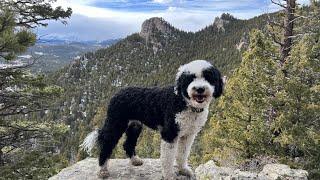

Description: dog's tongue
[194,95,206,103]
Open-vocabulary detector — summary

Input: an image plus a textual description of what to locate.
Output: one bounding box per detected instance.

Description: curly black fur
[202,66,224,98]
[97,66,223,167]
[123,121,142,158]
[97,86,187,166]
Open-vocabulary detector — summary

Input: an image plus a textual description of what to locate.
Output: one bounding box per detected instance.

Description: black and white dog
[80,60,224,179]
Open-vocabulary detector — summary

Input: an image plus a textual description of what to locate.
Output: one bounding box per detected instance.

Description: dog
[80,60,224,179]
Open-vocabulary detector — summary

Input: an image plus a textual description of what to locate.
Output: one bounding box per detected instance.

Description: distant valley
[0,38,120,73]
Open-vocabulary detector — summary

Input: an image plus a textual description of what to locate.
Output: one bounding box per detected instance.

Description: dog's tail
[79,129,99,155]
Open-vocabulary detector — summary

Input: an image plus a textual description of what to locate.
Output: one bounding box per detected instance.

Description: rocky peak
[140,17,174,39]
[213,13,236,32]
[213,17,229,32]
[139,17,177,54]
[220,13,237,21]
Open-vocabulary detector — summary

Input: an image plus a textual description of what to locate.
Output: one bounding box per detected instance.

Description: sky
[35,0,310,41]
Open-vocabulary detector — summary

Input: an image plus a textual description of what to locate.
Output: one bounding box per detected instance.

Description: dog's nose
[195,87,205,94]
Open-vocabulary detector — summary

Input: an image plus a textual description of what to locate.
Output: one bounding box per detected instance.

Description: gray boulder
[195,160,259,179]
[195,160,308,180]
[258,164,308,180]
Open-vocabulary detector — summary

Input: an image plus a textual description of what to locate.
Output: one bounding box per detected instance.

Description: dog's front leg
[160,139,178,180]
[176,133,197,178]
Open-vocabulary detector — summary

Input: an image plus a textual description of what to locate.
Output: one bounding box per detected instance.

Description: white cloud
[264,0,311,15]
[54,0,215,33]
[167,6,177,11]
[43,0,310,40]
[54,0,151,19]
[152,0,172,4]
[36,14,141,41]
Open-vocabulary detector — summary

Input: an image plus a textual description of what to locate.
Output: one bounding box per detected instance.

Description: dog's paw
[130,155,143,166]
[98,169,110,178]
[178,166,195,178]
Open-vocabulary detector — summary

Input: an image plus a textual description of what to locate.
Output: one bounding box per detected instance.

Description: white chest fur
[175,108,209,137]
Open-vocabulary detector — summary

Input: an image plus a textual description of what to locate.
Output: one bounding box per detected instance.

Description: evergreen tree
[202,23,320,179]
[0,0,72,178]
[202,30,278,164]
[273,33,320,178]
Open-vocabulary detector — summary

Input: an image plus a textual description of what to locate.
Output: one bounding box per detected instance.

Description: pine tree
[273,33,320,178]
[0,0,72,178]
[202,30,278,164]
[202,14,320,178]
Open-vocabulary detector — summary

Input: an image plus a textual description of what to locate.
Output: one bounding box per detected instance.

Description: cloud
[39,0,310,41]
[36,14,142,41]
[152,0,172,4]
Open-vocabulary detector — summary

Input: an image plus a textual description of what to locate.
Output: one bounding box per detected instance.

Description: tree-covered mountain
[46,13,272,165]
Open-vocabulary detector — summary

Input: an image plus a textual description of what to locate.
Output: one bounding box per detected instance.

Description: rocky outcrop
[50,158,308,180]
[213,17,229,32]
[259,164,309,180]
[236,32,249,51]
[49,158,163,180]
[212,13,239,33]
[139,17,177,53]
[195,160,308,180]
[140,17,174,40]
[49,158,192,180]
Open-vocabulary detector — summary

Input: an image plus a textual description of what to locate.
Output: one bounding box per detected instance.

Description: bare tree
[269,0,297,65]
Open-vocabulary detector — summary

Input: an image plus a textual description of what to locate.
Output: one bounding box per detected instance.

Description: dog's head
[175,60,224,109]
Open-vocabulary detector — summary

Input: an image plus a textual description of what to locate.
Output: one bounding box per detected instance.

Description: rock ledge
[49,158,163,180]
[196,160,308,180]
[50,158,308,180]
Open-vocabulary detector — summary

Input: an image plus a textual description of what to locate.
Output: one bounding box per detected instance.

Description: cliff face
[140,17,175,40]
[139,17,178,53]
[49,158,308,180]
[213,17,229,32]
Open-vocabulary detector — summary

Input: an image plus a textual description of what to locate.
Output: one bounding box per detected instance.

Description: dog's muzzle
[191,86,209,104]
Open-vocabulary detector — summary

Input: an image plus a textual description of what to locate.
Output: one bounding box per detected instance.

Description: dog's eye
[178,73,195,87]
[203,70,216,85]
[183,74,195,85]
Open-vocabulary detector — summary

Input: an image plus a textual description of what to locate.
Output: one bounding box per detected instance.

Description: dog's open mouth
[193,94,206,103]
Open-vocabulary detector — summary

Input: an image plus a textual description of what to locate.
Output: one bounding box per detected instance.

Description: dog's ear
[212,69,225,98]
[174,73,183,96]
[175,67,183,95]
[174,83,180,95]
[174,72,195,98]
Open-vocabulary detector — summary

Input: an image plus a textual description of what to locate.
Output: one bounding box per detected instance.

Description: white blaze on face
[176,60,212,81]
